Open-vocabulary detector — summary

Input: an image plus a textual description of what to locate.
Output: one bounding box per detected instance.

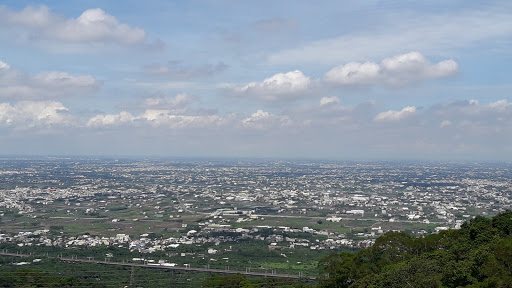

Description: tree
[492,210,512,237]
[318,252,357,288]
[317,211,512,288]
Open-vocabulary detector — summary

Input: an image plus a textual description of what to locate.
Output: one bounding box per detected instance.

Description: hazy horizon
[2,154,511,164]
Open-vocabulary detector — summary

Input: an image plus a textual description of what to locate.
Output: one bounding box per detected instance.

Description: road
[250,214,445,224]
[61,257,314,279]
[0,252,314,280]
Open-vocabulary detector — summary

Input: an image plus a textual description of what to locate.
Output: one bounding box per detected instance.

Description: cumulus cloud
[0,61,10,70]
[145,61,228,79]
[31,71,98,89]
[0,60,100,100]
[2,97,511,160]
[86,111,134,128]
[65,98,512,137]
[488,99,512,113]
[324,62,380,85]
[431,99,512,129]
[234,70,311,101]
[381,52,458,85]
[440,120,452,128]
[242,109,292,129]
[0,5,146,45]
[374,106,417,122]
[231,52,456,104]
[320,96,340,106]
[433,99,512,117]
[324,52,458,87]
[242,110,271,124]
[86,109,227,129]
[87,108,293,130]
[0,101,72,128]
[141,110,226,129]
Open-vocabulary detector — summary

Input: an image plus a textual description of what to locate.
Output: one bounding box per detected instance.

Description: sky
[0,0,511,161]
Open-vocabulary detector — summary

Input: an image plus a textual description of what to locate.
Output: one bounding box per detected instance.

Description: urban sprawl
[0,158,510,269]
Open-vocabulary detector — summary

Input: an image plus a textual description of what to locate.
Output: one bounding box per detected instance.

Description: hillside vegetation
[318,211,512,288]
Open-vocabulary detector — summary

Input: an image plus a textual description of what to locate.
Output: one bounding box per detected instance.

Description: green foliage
[202,273,306,288]
[492,210,512,237]
[318,211,512,288]
[0,267,98,287]
[203,274,247,287]
[50,225,64,231]
[108,205,128,211]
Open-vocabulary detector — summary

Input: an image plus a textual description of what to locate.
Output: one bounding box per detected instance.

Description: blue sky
[0,0,511,160]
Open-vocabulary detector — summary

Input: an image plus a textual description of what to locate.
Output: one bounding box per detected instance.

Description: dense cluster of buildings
[0,158,511,256]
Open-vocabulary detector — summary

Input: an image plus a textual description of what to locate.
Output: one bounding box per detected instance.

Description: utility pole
[130,266,135,287]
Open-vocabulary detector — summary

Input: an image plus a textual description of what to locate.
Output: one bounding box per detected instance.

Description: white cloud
[433,99,512,118]
[380,52,458,85]
[0,61,100,100]
[139,110,225,128]
[324,62,380,85]
[234,52,457,103]
[234,70,311,101]
[440,120,452,128]
[267,6,512,66]
[488,99,512,112]
[0,5,146,45]
[86,111,134,128]
[374,106,417,122]
[242,110,271,124]
[0,103,15,125]
[324,52,458,86]
[87,109,226,129]
[319,96,340,106]
[0,61,10,70]
[31,71,98,89]
[2,97,511,160]
[242,109,292,129]
[139,109,171,122]
[0,101,72,128]
[232,52,457,104]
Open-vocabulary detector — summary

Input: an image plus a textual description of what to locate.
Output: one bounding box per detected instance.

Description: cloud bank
[233,52,457,103]
[267,6,512,65]
[374,106,417,122]
[0,101,72,128]
[324,52,458,86]
[234,70,311,102]
[0,97,510,160]
[0,60,100,100]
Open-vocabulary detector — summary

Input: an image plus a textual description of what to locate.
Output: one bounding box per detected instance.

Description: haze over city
[0,1,511,160]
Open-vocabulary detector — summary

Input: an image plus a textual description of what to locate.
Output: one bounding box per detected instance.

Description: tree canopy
[318,211,512,288]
